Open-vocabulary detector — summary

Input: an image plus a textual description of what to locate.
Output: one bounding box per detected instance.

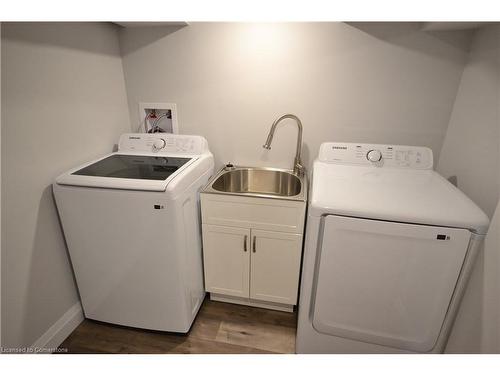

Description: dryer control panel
[118,133,208,155]
[319,142,433,169]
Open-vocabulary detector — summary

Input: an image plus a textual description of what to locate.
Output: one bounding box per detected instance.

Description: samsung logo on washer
[129,136,141,140]
[332,146,348,150]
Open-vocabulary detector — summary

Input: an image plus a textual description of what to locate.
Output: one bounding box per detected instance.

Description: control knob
[366,149,382,163]
[153,138,166,150]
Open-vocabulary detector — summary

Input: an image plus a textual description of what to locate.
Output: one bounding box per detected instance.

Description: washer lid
[72,154,191,180]
[310,160,490,234]
[56,152,198,192]
[55,133,210,192]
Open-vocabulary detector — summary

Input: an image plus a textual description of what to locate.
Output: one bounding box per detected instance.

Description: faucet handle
[224,163,235,171]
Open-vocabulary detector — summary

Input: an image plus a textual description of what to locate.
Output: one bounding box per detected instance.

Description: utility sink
[200,165,307,311]
[202,166,307,201]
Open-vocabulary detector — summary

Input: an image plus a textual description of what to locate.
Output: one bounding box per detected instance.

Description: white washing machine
[296,142,490,353]
[53,133,214,332]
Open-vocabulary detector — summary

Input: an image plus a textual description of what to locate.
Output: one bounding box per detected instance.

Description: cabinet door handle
[243,235,248,252]
[252,236,256,253]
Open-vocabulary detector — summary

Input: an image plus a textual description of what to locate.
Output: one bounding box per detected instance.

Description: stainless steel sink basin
[202,166,307,201]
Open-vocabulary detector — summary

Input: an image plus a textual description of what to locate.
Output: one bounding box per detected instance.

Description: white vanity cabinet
[200,193,306,312]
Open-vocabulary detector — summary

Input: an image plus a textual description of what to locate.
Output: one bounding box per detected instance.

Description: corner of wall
[30,302,84,353]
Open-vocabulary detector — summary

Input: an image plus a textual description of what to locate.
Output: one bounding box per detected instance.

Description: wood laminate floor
[58,298,297,354]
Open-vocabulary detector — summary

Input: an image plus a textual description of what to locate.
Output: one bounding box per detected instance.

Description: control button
[366,149,382,162]
[153,138,166,150]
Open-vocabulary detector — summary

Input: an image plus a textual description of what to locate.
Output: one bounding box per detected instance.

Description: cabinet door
[202,224,250,298]
[250,229,303,305]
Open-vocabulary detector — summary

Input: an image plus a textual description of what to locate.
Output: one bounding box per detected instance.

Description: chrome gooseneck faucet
[263,114,304,176]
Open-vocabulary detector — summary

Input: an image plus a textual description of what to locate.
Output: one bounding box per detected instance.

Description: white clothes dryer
[296,142,489,353]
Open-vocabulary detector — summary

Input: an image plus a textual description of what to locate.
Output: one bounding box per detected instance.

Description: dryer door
[312,215,471,352]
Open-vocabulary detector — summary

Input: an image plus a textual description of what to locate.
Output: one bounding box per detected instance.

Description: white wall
[441,25,500,353]
[1,22,130,349]
[437,26,500,218]
[119,23,471,171]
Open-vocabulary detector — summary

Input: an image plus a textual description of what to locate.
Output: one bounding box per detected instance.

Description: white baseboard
[31,302,84,353]
[210,293,294,312]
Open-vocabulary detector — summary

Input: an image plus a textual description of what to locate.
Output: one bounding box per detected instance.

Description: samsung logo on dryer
[128,136,141,140]
[332,146,348,150]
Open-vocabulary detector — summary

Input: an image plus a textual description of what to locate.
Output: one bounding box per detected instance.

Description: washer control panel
[118,133,208,155]
[319,142,433,169]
